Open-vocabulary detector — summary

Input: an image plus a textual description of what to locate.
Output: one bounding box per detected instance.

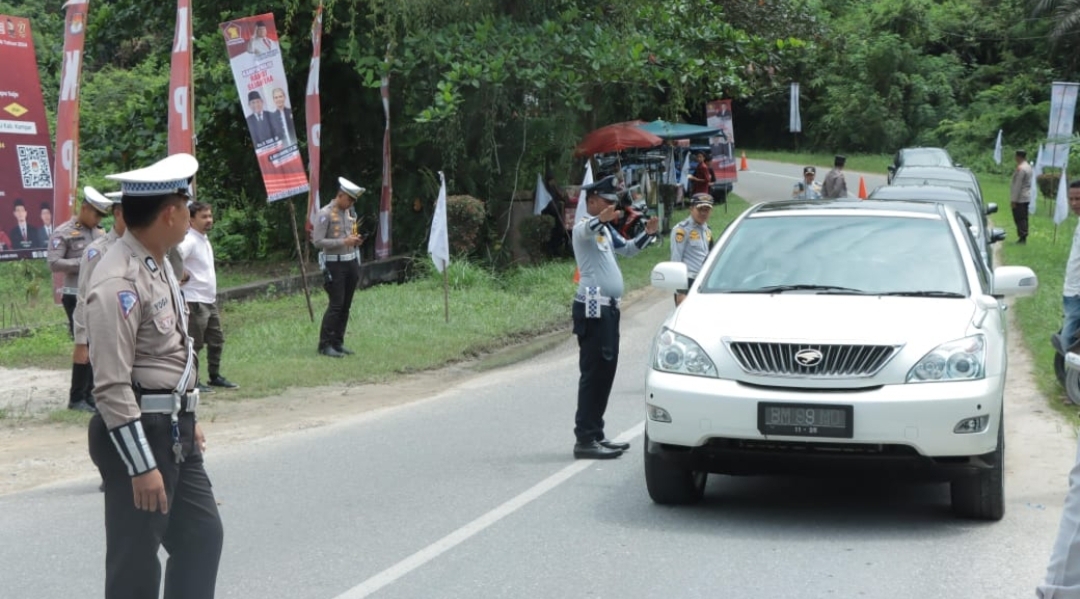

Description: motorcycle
[1051,327,1080,404]
[614,188,660,245]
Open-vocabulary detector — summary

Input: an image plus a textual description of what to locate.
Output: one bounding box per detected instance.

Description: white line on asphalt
[331,420,647,599]
[744,169,800,181]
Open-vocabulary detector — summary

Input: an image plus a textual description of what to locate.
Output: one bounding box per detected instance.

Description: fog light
[647,404,671,423]
[953,415,990,434]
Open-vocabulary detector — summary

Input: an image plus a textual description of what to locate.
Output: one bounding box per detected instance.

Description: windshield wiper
[729,284,867,294]
[877,290,965,298]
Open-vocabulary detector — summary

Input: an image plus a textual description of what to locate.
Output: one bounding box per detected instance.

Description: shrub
[446,195,486,255]
[1038,171,1064,200]
[518,214,555,264]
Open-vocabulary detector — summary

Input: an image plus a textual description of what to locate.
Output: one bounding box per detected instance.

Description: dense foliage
[4,0,1077,260]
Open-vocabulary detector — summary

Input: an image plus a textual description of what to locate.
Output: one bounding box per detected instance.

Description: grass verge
[0,196,750,402]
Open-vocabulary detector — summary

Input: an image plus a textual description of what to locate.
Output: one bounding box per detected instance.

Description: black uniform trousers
[89,412,223,599]
[319,259,360,350]
[572,301,621,443]
[1012,202,1030,241]
[62,293,77,339]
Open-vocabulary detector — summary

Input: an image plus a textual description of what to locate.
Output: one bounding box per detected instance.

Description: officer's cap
[834,155,847,166]
[105,153,198,198]
[338,177,366,200]
[690,194,714,207]
[104,191,123,204]
[803,166,816,175]
[581,175,621,202]
[82,187,113,215]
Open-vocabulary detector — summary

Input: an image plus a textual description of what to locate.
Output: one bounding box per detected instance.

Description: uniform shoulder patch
[51,237,62,249]
[689,230,700,240]
[87,248,100,261]
[319,215,328,223]
[117,290,138,319]
[674,228,686,243]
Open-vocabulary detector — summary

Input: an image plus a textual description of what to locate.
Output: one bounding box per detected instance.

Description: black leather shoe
[67,400,96,413]
[335,346,355,355]
[599,439,630,451]
[318,346,345,358]
[209,375,239,389]
[574,440,623,460]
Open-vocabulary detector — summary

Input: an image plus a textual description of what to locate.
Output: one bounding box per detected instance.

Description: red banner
[304,4,323,233]
[53,1,87,226]
[168,0,194,158]
[219,14,309,202]
[376,62,392,259]
[0,14,54,262]
[706,99,737,186]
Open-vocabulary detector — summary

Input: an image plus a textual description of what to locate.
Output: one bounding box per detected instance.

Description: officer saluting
[51,188,110,412]
[313,177,365,358]
[669,194,714,306]
[86,153,223,599]
[571,175,659,459]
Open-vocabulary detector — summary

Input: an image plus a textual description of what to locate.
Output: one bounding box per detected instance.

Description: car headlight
[907,335,985,383]
[652,328,717,377]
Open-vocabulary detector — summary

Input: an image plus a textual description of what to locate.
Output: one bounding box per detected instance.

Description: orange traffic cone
[573,266,581,283]
[739,151,749,171]
[857,176,868,200]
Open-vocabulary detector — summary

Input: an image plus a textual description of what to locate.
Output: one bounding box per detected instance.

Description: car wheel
[644,433,707,505]
[950,417,1005,521]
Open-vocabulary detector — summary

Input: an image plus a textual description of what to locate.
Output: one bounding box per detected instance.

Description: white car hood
[670,294,981,386]
[673,294,976,344]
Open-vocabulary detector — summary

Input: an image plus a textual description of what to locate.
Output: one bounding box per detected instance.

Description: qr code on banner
[17,145,53,189]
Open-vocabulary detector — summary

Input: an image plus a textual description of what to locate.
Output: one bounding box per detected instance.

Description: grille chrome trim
[727,341,900,378]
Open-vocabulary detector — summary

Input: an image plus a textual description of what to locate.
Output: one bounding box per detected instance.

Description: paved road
[1,162,1074,599]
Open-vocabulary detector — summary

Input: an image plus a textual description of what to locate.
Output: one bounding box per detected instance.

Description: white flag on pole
[789,82,801,133]
[1030,144,1044,215]
[574,161,594,224]
[429,171,450,273]
[679,152,691,191]
[993,129,1003,165]
[533,172,552,216]
[1055,159,1071,225]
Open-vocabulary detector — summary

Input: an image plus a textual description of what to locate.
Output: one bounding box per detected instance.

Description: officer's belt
[574,292,621,309]
[60,287,79,296]
[138,390,199,414]
[321,251,359,262]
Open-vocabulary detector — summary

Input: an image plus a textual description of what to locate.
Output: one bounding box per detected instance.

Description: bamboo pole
[287,199,315,322]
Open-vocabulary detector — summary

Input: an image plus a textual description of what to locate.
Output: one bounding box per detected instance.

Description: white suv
[645,200,1037,520]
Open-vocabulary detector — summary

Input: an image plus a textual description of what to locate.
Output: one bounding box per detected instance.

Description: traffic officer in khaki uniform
[68,189,124,414]
[312,177,365,358]
[792,166,823,200]
[86,153,223,599]
[571,175,658,459]
[50,188,110,412]
[669,194,714,306]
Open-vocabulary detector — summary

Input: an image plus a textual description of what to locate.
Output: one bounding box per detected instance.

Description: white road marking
[331,421,647,599]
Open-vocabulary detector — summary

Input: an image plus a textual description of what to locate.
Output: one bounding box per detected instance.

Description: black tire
[644,433,707,505]
[950,418,1005,521]
[1056,351,1066,386]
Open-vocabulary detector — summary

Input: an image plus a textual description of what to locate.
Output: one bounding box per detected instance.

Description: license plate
[757,403,853,439]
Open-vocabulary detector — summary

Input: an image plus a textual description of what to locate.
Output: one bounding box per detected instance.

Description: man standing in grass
[178,200,238,392]
[571,175,658,460]
[1011,149,1033,244]
[312,177,366,358]
[821,155,848,199]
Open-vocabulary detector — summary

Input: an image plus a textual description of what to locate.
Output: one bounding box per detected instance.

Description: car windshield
[701,214,969,296]
[891,175,973,192]
[902,150,952,167]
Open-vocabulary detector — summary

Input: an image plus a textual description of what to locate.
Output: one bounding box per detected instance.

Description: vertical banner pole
[287,199,315,322]
[443,268,449,323]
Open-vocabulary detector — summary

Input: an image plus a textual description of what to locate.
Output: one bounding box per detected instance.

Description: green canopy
[637,119,722,140]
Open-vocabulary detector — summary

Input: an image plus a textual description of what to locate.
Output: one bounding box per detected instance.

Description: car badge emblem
[795,349,824,367]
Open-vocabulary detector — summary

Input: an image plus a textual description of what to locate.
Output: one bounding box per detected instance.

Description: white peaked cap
[105,153,198,198]
[338,177,366,199]
[83,187,113,214]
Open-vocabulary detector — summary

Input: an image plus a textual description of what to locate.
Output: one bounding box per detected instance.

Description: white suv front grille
[728,342,898,378]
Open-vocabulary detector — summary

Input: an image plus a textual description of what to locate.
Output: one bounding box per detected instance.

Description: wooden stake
[287,199,316,322]
[443,266,449,323]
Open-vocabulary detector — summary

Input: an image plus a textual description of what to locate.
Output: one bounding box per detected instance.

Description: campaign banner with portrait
[219,14,309,202]
[705,99,737,185]
[0,15,55,262]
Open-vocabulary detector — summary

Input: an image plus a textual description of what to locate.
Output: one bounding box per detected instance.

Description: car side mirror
[986,202,998,215]
[992,265,1038,297]
[990,227,1006,244]
[955,162,963,168]
[651,261,689,292]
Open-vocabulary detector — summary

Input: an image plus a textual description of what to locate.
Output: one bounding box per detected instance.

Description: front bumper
[645,371,1003,475]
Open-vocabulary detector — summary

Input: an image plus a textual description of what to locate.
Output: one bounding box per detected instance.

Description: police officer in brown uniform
[51,188,110,412]
[312,177,365,358]
[69,189,124,413]
[821,155,849,199]
[86,153,223,599]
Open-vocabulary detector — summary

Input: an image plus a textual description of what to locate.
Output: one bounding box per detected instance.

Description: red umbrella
[574,121,662,157]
